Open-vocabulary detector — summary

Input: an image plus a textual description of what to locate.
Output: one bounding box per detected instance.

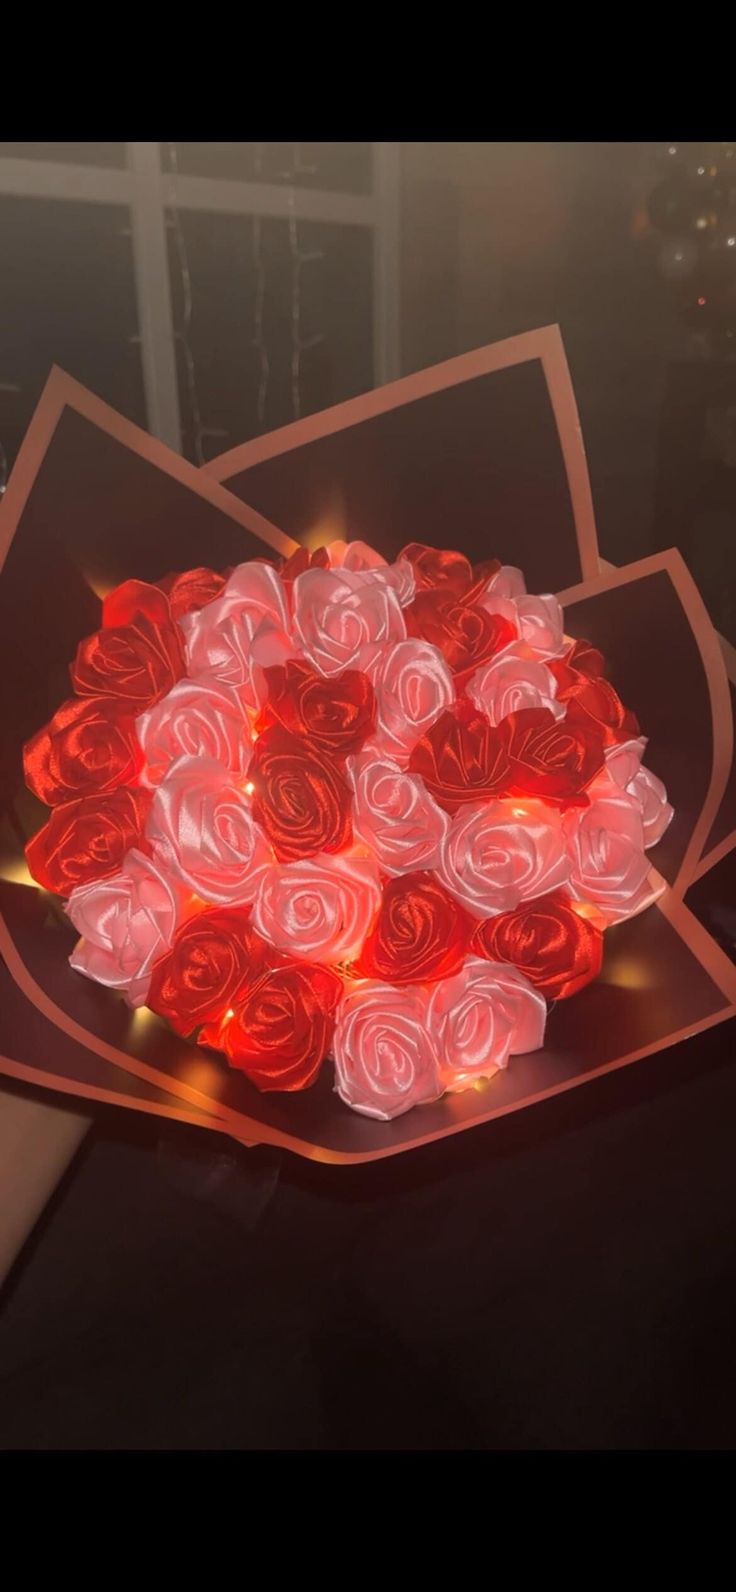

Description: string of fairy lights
[281,141,325,421]
[251,142,270,427]
[0,143,329,484]
[166,139,325,457]
[166,141,207,466]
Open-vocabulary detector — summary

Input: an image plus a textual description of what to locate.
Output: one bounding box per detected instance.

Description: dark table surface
[1,1012,736,1450]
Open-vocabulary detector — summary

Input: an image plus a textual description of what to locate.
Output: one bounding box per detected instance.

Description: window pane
[161,142,372,195]
[0,196,146,481]
[166,207,373,461]
[0,142,126,167]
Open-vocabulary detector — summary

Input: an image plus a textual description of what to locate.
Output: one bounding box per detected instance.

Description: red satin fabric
[157,567,227,618]
[399,542,475,594]
[257,658,375,755]
[278,545,330,585]
[72,580,185,708]
[356,870,471,984]
[498,707,606,804]
[408,701,510,813]
[248,727,353,861]
[472,889,604,1000]
[25,786,151,895]
[551,642,639,745]
[563,637,606,679]
[406,589,516,685]
[23,695,141,806]
[148,906,270,1037]
[200,960,343,1089]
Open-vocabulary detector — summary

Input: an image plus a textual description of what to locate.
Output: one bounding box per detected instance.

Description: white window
[0,141,400,481]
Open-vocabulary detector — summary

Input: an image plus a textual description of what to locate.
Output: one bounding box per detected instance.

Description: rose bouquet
[22,534,674,1122]
[1,328,734,1161]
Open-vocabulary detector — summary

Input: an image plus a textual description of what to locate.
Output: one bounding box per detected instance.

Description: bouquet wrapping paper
[1,328,734,1162]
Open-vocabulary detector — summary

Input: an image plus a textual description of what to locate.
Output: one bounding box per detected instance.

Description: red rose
[498,707,605,804]
[25,787,152,895]
[356,870,471,984]
[463,557,504,604]
[278,545,330,585]
[248,727,352,861]
[550,648,639,745]
[406,589,515,685]
[257,658,375,755]
[71,579,185,708]
[23,695,141,807]
[157,567,227,618]
[400,542,501,603]
[471,889,604,1000]
[200,960,343,1090]
[148,907,270,1037]
[561,637,606,679]
[408,701,510,813]
[399,542,474,594]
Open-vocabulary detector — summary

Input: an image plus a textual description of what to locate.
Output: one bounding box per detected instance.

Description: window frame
[0,141,400,454]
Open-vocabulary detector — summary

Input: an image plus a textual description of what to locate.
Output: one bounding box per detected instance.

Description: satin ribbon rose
[248,727,353,861]
[256,658,375,756]
[333,981,441,1121]
[498,706,605,805]
[67,846,186,1006]
[481,590,565,661]
[398,542,501,602]
[427,957,546,1089]
[71,580,185,709]
[326,540,416,606]
[136,679,251,786]
[550,640,640,745]
[348,748,449,874]
[23,695,141,807]
[146,754,271,905]
[26,787,152,896]
[437,798,570,918]
[406,589,516,687]
[157,566,227,619]
[481,563,527,599]
[466,646,564,727]
[399,541,475,594]
[365,638,455,761]
[471,889,603,1000]
[601,737,674,847]
[292,565,407,677]
[181,560,293,712]
[408,701,510,814]
[252,851,381,963]
[147,906,271,1037]
[355,870,471,983]
[201,961,343,1091]
[563,789,659,923]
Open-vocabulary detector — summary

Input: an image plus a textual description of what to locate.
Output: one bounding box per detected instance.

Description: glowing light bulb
[244,781,255,796]
[0,857,36,887]
[224,1008,235,1021]
[130,1006,157,1029]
